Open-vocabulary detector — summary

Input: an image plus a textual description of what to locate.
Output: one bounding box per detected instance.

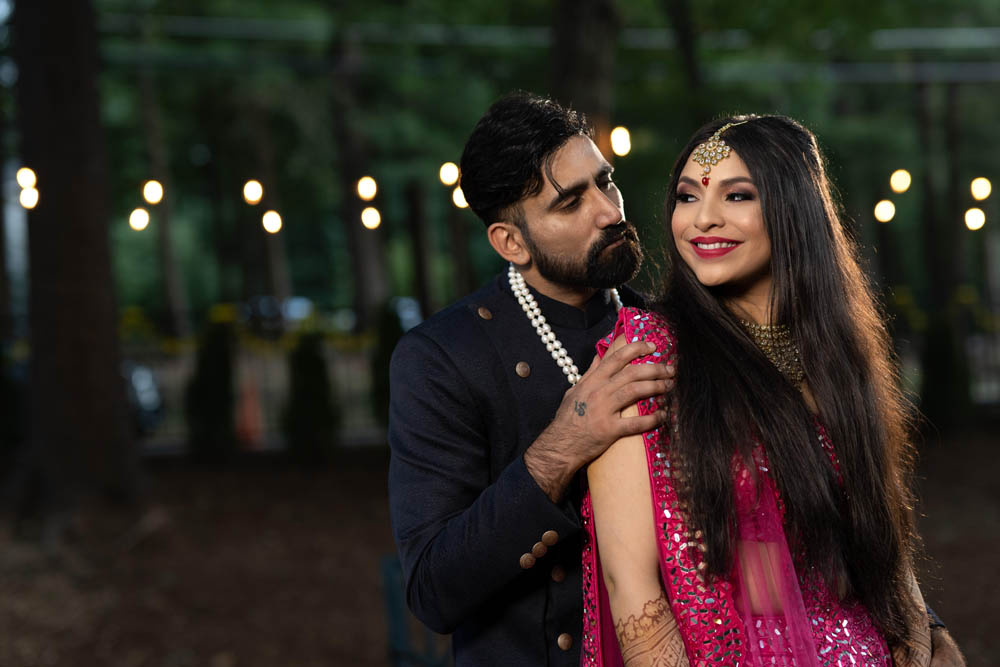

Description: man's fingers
[596,341,657,376]
[604,359,671,392]
[611,380,668,411]
[616,412,668,438]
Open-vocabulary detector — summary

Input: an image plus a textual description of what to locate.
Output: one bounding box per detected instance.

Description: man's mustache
[596,223,639,251]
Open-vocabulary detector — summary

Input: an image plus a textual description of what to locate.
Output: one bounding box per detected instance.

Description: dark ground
[0,430,995,667]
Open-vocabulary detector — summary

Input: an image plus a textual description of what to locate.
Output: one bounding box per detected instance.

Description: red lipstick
[689,236,741,258]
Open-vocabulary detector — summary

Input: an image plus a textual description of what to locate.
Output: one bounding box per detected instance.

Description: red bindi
[702,177,710,186]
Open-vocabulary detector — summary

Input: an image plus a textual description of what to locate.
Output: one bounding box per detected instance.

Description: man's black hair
[459,91,592,227]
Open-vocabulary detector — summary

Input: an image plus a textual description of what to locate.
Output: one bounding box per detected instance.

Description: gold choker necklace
[740,320,805,386]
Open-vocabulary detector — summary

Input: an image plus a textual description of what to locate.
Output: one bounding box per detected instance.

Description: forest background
[0,0,997,665]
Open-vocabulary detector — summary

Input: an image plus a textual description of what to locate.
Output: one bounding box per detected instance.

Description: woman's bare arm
[587,336,689,666]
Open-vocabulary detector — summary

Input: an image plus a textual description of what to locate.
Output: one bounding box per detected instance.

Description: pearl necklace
[508,263,622,385]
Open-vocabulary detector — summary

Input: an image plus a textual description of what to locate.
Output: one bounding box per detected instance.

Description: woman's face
[671,149,772,305]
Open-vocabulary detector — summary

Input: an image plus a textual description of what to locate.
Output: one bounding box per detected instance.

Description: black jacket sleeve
[387,329,579,633]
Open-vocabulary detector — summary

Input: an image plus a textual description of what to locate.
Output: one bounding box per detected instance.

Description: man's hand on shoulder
[525,339,675,502]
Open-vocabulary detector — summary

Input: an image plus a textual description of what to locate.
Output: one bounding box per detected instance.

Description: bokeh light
[143,180,164,205]
[889,169,911,194]
[439,162,459,186]
[19,187,39,210]
[361,206,381,229]
[16,167,36,189]
[357,176,377,201]
[610,126,631,157]
[129,207,150,231]
[965,207,985,231]
[262,210,282,233]
[243,180,263,205]
[874,200,895,223]
[452,186,468,209]
[971,177,992,201]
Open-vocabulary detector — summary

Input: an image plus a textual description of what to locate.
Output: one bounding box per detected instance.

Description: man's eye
[598,177,615,190]
[562,198,582,211]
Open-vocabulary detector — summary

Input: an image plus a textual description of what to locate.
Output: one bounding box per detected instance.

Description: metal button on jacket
[541,530,559,546]
[515,361,531,378]
[550,565,566,583]
[477,306,492,320]
[557,633,573,651]
[519,553,536,569]
[531,541,547,558]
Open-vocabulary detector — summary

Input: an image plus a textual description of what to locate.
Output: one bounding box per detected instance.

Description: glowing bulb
[262,210,282,233]
[19,187,39,210]
[357,176,377,201]
[874,200,895,223]
[971,177,991,201]
[610,126,631,157]
[16,167,36,189]
[439,162,459,186]
[889,170,911,194]
[129,207,150,231]
[143,180,163,204]
[243,180,263,205]
[452,186,468,209]
[361,206,381,229]
[965,207,985,231]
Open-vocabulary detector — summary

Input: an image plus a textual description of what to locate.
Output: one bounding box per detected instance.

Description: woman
[581,116,933,666]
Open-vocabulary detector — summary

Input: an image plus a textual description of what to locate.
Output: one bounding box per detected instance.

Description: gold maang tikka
[691,120,749,186]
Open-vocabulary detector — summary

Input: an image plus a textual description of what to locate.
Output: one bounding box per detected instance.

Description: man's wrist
[524,437,577,503]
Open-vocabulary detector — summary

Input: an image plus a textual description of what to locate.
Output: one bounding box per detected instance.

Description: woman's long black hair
[657,115,918,650]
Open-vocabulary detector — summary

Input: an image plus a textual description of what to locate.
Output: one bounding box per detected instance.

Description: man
[388,93,964,666]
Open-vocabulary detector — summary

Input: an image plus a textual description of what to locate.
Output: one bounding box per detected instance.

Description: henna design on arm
[614,592,689,667]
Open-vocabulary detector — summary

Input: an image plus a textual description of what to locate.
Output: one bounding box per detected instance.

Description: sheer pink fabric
[580,308,890,667]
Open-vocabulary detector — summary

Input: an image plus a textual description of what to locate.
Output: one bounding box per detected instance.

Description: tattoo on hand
[574,401,587,416]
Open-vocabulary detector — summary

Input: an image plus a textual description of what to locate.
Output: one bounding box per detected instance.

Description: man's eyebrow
[546,165,614,212]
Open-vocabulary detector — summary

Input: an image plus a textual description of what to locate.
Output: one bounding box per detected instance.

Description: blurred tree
[13,0,139,538]
[405,180,434,318]
[139,64,190,338]
[0,91,10,342]
[330,34,389,331]
[551,0,620,158]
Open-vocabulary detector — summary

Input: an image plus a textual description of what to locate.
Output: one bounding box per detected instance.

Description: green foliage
[281,332,340,465]
[184,322,236,463]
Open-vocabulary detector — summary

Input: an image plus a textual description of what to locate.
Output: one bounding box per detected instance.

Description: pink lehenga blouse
[580,308,891,667]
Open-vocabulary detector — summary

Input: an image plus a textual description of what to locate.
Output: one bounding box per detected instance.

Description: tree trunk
[404,180,433,318]
[13,0,139,535]
[447,203,476,299]
[330,36,388,331]
[916,81,969,431]
[551,0,620,159]
[250,105,292,308]
[662,0,708,127]
[0,91,11,342]
[139,69,190,338]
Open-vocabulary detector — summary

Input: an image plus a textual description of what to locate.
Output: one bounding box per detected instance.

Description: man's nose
[595,187,625,228]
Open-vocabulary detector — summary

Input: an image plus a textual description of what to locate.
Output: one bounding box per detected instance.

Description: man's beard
[522,223,643,289]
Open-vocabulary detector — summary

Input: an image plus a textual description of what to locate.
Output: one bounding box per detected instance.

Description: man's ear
[487,222,531,266]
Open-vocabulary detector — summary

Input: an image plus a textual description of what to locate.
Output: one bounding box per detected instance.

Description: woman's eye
[728,191,755,202]
[675,192,695,203]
